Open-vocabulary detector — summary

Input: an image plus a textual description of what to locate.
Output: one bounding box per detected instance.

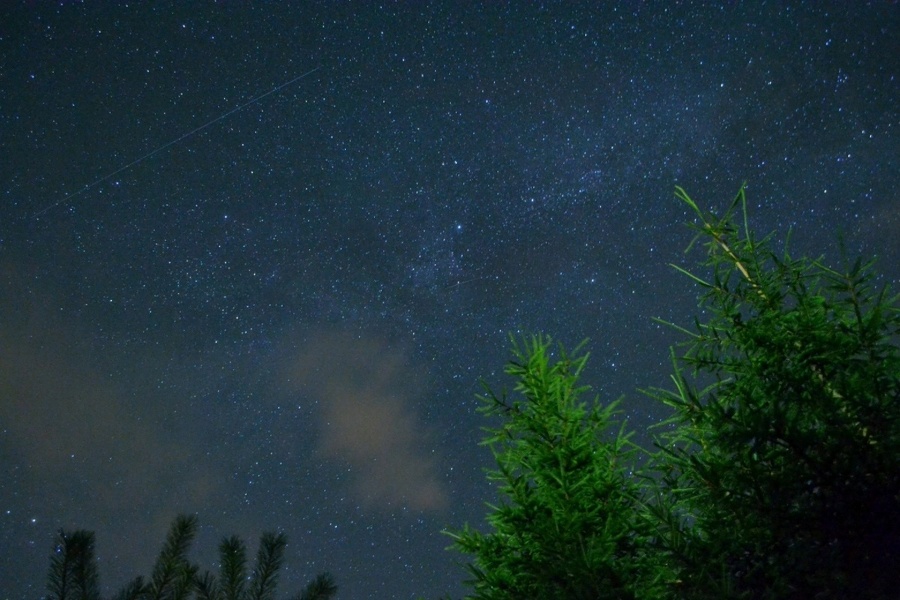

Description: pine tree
[647,185,900,598]
[186,525,335,600]
[445,336,673,599]
[294,572,338,600]
[141,514,200,600]
[195,531,286,600]
[447,185,900,599]
[45,516,337,600]
[45,529,101,600]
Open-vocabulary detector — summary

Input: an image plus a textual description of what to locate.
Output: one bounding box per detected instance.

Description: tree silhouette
[144,514,200,600]
[44,516,337,600]
[46,529,100,600]
[293,572,338,600]
[194,536,248,600]
[194,531,286,600]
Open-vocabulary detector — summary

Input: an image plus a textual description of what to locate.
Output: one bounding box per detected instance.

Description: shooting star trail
[34,66,322,218]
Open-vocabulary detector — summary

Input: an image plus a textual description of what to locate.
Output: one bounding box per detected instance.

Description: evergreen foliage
[293,572,338,600]
[448,336,666,600]
[44,516,335,600]
[195,531,287,600]
[447,185,900,599]
[246,533,287,600]
[108,577,146,600]
[46,529,101,600]
[445,337,670,599]
[144,514,200,600]
[194,536,247,600]
[647,185,900,598]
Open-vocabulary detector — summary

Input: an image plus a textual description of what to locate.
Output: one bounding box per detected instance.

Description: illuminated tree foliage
[445,336,672,599]
[648,185,900,598]
[448,186,899,599]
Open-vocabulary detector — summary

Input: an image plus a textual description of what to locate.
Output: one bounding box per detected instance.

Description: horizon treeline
[44,186,899,599]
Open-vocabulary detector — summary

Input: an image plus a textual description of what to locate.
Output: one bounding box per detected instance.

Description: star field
[1,3,898,598]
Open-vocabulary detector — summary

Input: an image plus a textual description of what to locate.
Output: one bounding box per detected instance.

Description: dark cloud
[283,330,448,512]
[0,279,226,583]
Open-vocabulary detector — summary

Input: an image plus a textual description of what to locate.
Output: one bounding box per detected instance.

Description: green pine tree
[446,185,900,599]
[445,336,673,599]
[646,185,900,598]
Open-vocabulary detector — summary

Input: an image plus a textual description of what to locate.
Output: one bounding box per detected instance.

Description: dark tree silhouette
[143,514,199,600]
[44,516,337,600]
[194,531,286,600]
[293,572,338,600]
[46,529,100,600]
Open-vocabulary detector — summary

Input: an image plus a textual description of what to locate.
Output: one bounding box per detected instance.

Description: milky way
[1,3,897,598]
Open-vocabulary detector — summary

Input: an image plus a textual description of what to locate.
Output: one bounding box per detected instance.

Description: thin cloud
[285,330,448,512]
[0,288,225,586]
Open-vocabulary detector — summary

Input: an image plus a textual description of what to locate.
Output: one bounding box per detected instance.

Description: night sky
[1,2,898,598]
